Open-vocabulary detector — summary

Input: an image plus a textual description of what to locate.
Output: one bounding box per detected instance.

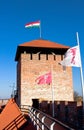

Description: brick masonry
[39,100,83,128]
[16,52,74,106]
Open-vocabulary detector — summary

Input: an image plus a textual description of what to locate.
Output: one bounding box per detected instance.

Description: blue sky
[0,0,84,98]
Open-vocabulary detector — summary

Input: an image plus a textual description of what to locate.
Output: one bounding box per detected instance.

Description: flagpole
[76,32,84,127]
[51,52,55,117]
[39,20,41,38]
[51,64,55,117]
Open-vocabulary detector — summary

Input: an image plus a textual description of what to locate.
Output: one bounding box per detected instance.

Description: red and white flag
[35,72,52,85]
[25,21,40,28]
[60,45,81,67]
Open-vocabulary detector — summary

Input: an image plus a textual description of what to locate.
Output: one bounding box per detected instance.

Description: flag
[35,72,52,85]
[59,45,81,67]
[25,21,40,28]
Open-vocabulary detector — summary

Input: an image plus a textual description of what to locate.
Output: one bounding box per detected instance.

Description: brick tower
[15,39,74,106]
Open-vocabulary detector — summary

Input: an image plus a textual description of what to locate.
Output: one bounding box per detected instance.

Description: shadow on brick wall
[39,100,83,129]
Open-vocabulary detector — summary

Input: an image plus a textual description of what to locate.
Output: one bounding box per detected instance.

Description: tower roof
[15,39,69,61]
[19,39,69,49]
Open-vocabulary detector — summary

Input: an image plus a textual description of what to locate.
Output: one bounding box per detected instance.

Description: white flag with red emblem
[35,72,52,85]
[60,45,81,67]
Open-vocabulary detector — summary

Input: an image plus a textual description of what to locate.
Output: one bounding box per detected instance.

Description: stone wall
[39,100,83,129]
[17,52,74,105]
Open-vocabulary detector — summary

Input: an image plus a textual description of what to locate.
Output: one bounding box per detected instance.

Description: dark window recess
[46,54,48,60]
[54,55,56,60]
[61,55,66,71]
[32,99,39,109]
[38,54,40,60]
[30,54,32,60]
[61,55,63,60]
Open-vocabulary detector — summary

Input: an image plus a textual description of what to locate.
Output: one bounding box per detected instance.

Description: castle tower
[15,39,74,106]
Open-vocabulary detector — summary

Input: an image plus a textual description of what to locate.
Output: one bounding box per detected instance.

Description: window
[46,54,48,60]
[30,53,32,60]
[38,54,40,60]
[54,55,56,60]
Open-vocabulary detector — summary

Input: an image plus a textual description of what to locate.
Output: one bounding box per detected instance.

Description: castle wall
[17,52,74,105]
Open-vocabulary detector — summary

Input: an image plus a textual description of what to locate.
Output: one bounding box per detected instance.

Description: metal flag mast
[51,64,55,117]
[25,20,41,39]
[51,52,56,117]
[39,20,41,38]
[76,32,84,127]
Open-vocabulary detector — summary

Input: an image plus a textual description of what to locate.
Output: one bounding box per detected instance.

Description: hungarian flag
[59,45,81,67]
[25,21,40,28]
[35,72,52,85]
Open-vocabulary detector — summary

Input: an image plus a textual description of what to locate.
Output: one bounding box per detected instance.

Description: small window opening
[46,54,48,60]
[30,53,32,60]
[54,55,56,60]
[38,54,40,60]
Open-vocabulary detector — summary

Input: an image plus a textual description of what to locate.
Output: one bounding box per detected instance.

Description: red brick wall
[39,101,83,128]
[17,52,74,105]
